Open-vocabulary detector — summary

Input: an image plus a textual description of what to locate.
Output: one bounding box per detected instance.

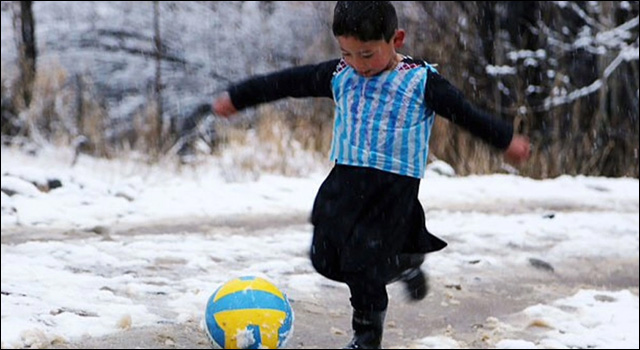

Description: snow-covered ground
[1,146,638,349]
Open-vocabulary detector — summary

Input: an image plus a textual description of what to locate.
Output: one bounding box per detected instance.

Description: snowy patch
[1,146,638,348]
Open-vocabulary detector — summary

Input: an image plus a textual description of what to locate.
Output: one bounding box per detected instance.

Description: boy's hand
[504,135,531,165]
[212,92,238,118]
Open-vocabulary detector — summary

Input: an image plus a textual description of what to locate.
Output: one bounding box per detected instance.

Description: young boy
[213,2,531,348]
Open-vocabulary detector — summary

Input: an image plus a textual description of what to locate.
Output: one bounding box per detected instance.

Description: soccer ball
[204,276,294,349]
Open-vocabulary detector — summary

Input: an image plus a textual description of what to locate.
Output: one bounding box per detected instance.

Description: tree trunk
[16,1,37,108]
[153,1,164,151]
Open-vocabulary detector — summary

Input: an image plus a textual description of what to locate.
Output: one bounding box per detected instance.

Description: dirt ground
[7,219,627,349]
[2,212,638,349]
[44,258,638,349]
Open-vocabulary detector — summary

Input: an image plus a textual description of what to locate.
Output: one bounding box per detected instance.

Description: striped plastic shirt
[330,59,437,179]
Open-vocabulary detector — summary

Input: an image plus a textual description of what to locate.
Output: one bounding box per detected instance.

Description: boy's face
[337,30,405,78]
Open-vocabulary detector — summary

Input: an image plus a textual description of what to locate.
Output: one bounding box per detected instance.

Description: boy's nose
[352,62,369,76]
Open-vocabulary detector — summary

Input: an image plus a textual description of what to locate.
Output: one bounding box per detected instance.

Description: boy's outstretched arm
[425,71,531,165]
[211,60,339,118]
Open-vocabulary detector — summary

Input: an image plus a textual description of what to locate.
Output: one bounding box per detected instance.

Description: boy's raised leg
[400,267,428,301]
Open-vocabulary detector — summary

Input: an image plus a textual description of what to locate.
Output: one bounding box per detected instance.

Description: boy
[213,2,531,348]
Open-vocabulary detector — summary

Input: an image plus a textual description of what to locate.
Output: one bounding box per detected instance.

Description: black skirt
[311,164,447,273]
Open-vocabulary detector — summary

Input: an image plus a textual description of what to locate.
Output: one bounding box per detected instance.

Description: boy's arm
[425,70,531,164]
[425,70,514,150]
[215,60,339,116]
[425,70,530,165]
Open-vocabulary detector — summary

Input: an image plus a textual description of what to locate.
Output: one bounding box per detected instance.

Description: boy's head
[333,1,405,78]
[332,1,398,42]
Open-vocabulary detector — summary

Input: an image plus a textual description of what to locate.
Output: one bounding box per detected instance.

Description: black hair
[332,1,398,42]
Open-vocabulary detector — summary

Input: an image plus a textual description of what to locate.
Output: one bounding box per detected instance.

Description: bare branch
[553,1,606,31]
[541,45,639,111]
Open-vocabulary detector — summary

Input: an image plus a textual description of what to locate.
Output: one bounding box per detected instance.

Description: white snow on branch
[543,44,639,110]
[604,45,639,77]
[507,49,547,62]
[486,65,517,77]
[554,1,606,31]
[595,17,640,48]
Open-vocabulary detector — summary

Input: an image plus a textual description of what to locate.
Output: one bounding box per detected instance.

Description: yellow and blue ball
[204,276,294,349]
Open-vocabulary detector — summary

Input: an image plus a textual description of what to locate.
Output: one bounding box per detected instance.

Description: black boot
[343,309,386,349]
[401,267,428,301]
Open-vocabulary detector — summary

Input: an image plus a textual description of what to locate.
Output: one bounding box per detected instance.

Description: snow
[1,2,332,126]
[485,65,517,77]
[510,290,639,349]
[1,145,639,349]
[412,291,639,349]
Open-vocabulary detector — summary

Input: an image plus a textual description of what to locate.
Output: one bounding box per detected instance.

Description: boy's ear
[393,29,406,49]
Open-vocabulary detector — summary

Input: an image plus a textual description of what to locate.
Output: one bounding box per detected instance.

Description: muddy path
[21,216,632,349]
[47,256,638,349]
[3,202,638,349]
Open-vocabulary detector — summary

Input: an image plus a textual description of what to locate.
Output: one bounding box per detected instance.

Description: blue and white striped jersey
[330,59,437,179]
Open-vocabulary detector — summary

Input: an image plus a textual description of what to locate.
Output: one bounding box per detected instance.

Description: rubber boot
[401,267,428,301]
[343,309,386,349]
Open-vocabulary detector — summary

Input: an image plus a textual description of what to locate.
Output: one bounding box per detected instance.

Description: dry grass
[430,118,498,176]
[21,63,70,144]
[74,75,110,158]
[23,63,114,158]
[3,62,151,161]
[2,62,636,179]
[214,101,333,181]
[131,101,163,157]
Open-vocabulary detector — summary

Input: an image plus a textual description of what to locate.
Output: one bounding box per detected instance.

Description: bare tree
[153,0,165,151]
[411,1,638,178]
[14,0,37,108]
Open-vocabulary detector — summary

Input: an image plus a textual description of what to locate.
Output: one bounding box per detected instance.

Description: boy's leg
[381,253,425,283]
[339,254,427,349]
[345,274,388,312]
[399,265,428,301]
[343,308,386,349]
[343,273,388,349]
[381,253,428,301]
